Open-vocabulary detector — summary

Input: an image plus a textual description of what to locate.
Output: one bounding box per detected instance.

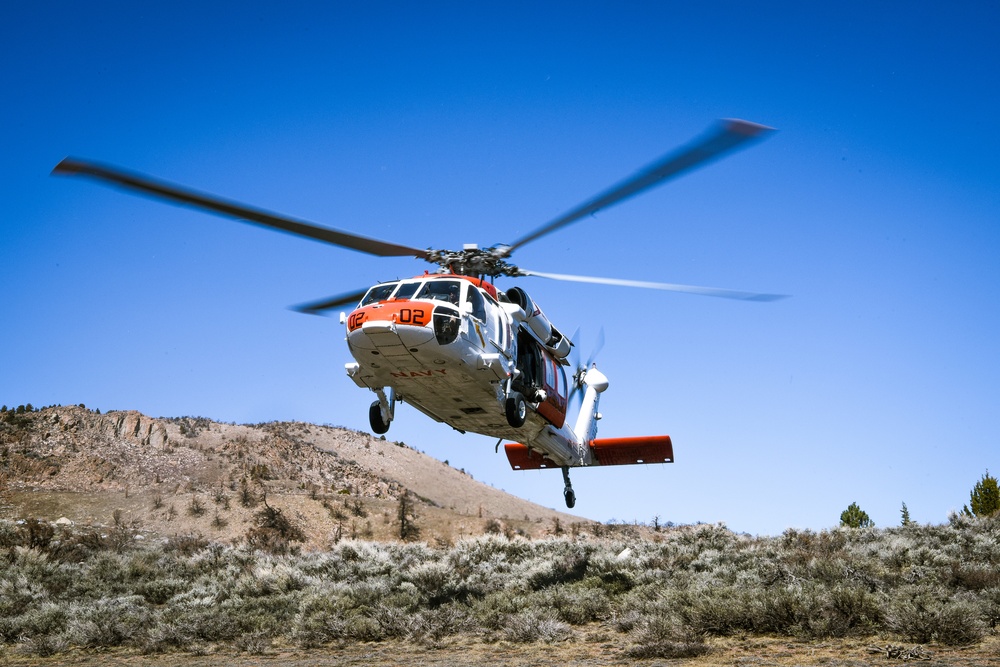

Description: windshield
[416,280,462,305]
[359,282,398,306]
[393,281,421,300]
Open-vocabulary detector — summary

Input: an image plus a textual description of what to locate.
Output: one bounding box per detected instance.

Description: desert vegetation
[3,406,998,661]
[1,513,998,659]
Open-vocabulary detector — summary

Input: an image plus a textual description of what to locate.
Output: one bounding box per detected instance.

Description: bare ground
[3,635,999,667]
[1,406,588,546]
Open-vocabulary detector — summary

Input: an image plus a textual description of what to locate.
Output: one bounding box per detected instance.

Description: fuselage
[343,274,583,462]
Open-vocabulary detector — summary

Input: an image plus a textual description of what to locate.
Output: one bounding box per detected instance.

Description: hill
[3,407,1000,664]
[0,405,586,547]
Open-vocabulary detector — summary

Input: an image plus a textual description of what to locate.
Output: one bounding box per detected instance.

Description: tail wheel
[562,466,576,508]
[369,401,390,434]
[505,394,527,428]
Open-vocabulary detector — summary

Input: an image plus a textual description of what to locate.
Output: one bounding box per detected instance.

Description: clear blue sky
[3,2,998,535]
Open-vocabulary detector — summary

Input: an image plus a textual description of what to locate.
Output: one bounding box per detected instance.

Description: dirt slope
[0,405,586,548]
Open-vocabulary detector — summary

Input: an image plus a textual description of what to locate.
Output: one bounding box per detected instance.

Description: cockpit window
[416,280,462,305]
[360,282,398,306]
[392,281,421,300]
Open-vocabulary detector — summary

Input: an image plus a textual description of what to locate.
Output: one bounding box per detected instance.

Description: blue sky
[3,2,999,535]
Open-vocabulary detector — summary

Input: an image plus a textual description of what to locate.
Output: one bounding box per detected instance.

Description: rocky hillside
[0,405,586,548]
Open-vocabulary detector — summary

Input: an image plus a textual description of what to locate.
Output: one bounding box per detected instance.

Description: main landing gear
[369,388,394,435]
[369,402,389,434]
[562,466,576,508]
[505,393,527,428]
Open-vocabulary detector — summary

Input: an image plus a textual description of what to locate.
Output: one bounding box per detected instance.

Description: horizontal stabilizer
[591,436,673,466]
[505,435,673,471]
[504,443,559,470]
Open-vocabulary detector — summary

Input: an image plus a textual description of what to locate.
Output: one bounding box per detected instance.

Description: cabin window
[466,285,487,321]
[496,311,506,350]
[360,282,398,306]
[544,357,555,390]
[416,280,462,304]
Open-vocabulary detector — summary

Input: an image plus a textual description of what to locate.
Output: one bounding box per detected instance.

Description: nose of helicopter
[346,301,437,352]
[346,301,434,331]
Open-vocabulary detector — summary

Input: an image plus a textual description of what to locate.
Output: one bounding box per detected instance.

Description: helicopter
[52,118,782,508]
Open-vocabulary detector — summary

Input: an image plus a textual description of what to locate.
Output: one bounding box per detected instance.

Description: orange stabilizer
[504,435,674,471]
[504,443,559,470]
[591,436,674,466]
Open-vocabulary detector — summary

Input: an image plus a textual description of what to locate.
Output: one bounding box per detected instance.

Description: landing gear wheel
[505,394,527,428]
[369,401,390,434]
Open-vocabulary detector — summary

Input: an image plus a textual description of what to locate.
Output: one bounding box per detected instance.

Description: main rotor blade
[501,119,775,256]
[52,158,430,259]
[290,288,371,315]
[518,268,788,302]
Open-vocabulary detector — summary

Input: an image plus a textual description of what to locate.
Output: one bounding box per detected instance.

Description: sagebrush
[1,514,998,657]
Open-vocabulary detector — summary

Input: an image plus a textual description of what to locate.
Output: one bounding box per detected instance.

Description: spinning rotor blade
[290,288,371,315]
[500,119,775,256]
[52,158,430,259]
[519,269,787,302]
[587,327,606,368]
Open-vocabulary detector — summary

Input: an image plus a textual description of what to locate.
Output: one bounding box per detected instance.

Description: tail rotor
[569,327,605,410]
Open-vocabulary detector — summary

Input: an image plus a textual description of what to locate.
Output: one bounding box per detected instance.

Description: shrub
[163,534,209,556]
[292,593,349,648]
[885,586,986,645]
[187,497,206,517]
[234,630,271,654]
[240,479,259,507]
[245,502,305,554]
[527,549,589,590]
[497,609,570,643]
[408,603,473,645]
[66,596,153,648]
[17,632,69,657]
[626,614,710,660]
[545,584,610,625]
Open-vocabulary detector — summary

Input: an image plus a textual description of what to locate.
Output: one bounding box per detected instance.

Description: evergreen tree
[962,470,1000,518]
[397,491,420,541]
[900,502,911,526]
[840,501,873,528]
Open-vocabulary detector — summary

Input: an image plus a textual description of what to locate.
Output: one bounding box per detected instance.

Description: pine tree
[840,501,874,528]
[900,502,912,526]
[397,491,420,541]
[962,470,1000,518]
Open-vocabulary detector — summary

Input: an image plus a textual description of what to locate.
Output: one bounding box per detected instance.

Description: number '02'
[397,308,426,326]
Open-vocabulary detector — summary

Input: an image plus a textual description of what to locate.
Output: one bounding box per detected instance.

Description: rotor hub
[425,246,520,277]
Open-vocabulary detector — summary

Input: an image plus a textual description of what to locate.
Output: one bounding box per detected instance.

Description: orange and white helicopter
[53,119,782,508]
